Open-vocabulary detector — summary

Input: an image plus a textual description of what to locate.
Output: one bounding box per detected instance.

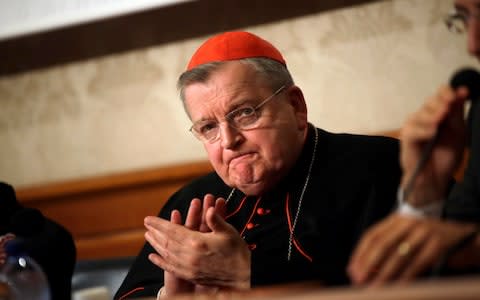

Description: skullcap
[187,31,286,70]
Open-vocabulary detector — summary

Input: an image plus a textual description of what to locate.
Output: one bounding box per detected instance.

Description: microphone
[402,68,480,201]
[450,67,480,100]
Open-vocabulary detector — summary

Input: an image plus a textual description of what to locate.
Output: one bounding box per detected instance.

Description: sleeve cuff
[396,186,444,218]
[156,286,165,299]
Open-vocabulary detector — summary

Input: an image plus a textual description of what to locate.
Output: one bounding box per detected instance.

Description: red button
[246,222,254,230]
[257,208,265,215]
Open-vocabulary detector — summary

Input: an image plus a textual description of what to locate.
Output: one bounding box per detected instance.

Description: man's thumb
[205,207,230,233]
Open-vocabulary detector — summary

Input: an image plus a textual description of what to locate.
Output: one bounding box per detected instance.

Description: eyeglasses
[190,85,286,143]
[445,10,480,34]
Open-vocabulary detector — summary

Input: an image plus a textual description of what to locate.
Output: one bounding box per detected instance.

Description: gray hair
[177,57,294,112]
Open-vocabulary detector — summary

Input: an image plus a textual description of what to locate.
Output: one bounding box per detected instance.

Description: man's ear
[286,85,308,130]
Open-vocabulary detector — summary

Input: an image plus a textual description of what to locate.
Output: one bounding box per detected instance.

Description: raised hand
[160,199,202,296]
[146,194,247,297]
[400,85,468,206]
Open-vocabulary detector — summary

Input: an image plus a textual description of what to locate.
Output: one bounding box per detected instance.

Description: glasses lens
[192,121,219,142]
[190,85,285,142]
[228,107,258,129]
[446,13,466,34]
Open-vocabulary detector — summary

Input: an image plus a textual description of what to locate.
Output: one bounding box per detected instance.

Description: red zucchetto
[186,31,286,71]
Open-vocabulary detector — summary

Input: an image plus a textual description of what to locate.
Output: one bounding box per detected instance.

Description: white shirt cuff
[396,186,444,218]
[156,286,165,299]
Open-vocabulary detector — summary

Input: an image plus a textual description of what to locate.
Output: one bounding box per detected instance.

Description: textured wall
[0,0,475,187]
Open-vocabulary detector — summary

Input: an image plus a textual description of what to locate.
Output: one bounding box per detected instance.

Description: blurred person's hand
[348,213,477,285]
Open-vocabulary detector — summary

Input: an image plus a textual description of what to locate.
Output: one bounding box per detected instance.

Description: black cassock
[115,125,401,299]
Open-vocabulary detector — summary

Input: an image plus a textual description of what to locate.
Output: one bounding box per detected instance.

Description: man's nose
[219,122,242,149]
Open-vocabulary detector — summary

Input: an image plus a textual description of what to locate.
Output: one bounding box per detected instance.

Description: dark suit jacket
[445,97,480,222]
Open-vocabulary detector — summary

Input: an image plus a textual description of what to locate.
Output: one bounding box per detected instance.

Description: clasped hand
[144,194,250,296]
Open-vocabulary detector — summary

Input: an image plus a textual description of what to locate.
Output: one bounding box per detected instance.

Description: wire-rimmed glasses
[445,10,480,34]
[190,85,286,143]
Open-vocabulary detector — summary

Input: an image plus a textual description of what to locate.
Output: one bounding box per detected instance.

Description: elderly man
[348,0,480,286]
[115,31,401,299]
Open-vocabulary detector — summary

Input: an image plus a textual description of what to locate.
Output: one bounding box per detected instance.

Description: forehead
[202,61,261,90]
[183,62,267,111]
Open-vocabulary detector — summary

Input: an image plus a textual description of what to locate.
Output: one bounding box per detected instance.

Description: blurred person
[0,182,76,300]
[115,31,402,299]
[348,0,480,286]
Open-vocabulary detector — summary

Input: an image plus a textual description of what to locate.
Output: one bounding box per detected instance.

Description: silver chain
[287,127,318,261]
[225,187,236,204]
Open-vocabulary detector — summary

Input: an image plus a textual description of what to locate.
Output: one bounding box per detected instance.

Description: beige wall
[0,0,475,187]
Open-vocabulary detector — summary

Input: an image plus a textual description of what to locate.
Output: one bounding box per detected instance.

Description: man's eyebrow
[228,96,258,110]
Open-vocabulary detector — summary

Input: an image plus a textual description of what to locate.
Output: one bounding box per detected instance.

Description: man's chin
[230,179,270,196]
